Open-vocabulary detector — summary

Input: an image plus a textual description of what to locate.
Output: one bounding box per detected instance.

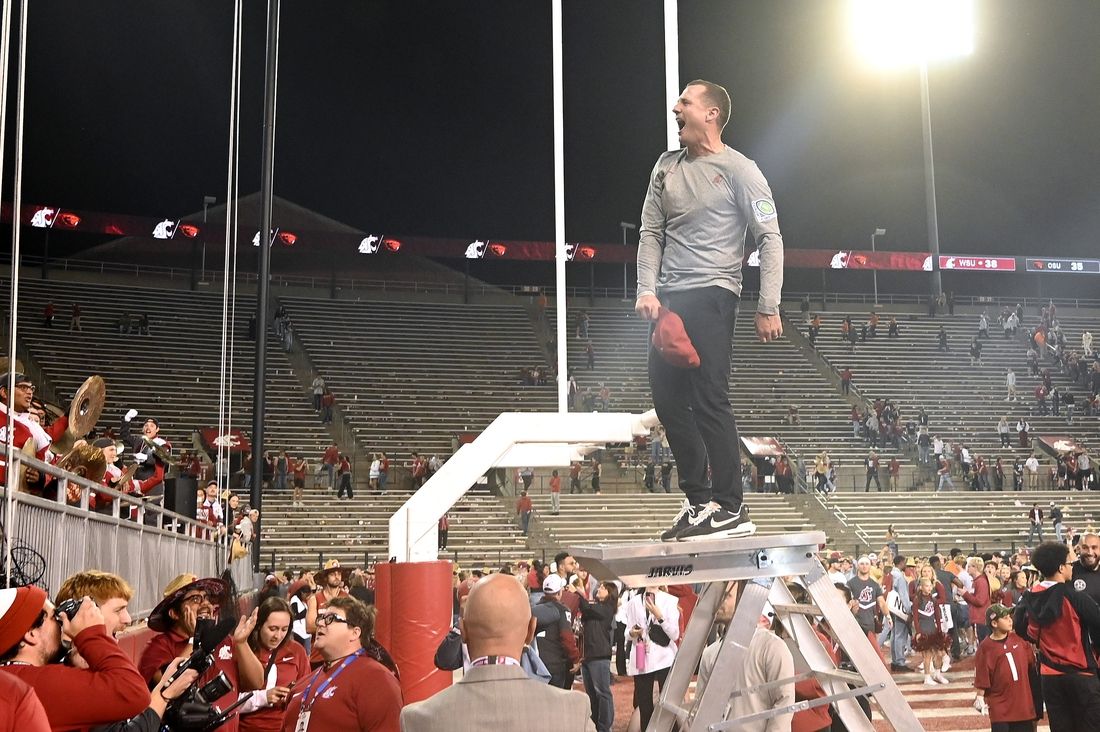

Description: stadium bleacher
[10,272,1100,567]
[13,277,332,463]
[808,308,1099,479]
[281,296,557,463]
[559,303,897,474]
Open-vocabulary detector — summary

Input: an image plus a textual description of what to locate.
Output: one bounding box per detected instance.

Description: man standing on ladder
[636,79,785,542]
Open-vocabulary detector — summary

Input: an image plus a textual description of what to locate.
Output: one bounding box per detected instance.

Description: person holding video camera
[237,597,310,732]
[137,574,263,732]
[0,585,149,729]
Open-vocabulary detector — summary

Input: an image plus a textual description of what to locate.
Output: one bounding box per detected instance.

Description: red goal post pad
[375,560,454,704]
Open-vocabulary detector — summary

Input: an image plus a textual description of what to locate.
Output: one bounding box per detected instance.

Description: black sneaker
[677,502,756,541]
[660,500,702,542]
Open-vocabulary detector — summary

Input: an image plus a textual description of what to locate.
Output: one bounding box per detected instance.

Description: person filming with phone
[620,586,680,730]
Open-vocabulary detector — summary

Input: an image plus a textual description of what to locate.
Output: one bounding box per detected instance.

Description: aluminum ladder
[570,531,923,731]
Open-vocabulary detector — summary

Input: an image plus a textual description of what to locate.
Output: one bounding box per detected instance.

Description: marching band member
[119,409,171,521]
[0,373,57,494]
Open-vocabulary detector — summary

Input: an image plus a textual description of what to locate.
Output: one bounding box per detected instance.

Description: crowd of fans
[12,529,1100,732]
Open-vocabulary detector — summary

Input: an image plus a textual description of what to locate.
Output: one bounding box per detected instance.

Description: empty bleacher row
[261,487,529,570]
[825,490,1100,556]
[560,304,886,469]
[530,492,815,546]
[280,297,557,463]
[12,277,333,463]
[807,309,1099,471]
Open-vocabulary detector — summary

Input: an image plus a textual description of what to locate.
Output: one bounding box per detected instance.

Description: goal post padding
[375,559,454,703]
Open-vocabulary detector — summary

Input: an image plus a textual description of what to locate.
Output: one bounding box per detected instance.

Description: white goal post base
[388,409,660,563]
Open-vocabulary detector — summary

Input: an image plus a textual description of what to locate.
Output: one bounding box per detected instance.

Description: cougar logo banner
[465,240,487,259]
[359,234,381,254]
[30,207,56,228]
[152,219,177,239]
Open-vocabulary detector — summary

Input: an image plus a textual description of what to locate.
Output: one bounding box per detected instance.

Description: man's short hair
[327,596,375,647]
[553,551,572,567]
[686,78,731,131]
[929,555,943,567]
[893,555,906,568]
[1032,541,1070,579]
[56,570,133,606]
[967,557,985,572]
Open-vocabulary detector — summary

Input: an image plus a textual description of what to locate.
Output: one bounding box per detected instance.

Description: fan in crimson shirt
[238,597,312,732]
[280,597,402,732]
[0,671,49,731]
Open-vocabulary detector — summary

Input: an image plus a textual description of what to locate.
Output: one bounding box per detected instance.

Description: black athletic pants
[649,287,743,511]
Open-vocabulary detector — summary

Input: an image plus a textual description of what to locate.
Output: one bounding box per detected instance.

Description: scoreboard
[938,255,1017,272]
[1025,258,1100,274]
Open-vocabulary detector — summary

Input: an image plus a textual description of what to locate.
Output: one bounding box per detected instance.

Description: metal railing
[2,452,254,619]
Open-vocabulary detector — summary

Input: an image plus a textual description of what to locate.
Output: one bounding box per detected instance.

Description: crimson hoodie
[1014,579,1100,674]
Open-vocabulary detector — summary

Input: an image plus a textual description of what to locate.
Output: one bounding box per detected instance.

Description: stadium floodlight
[849,0,974,68]
[850,0,974,299]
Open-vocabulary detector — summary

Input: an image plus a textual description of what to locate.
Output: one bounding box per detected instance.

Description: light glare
[850,0,974,67]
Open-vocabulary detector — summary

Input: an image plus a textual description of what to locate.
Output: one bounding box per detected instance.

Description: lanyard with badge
[294,648,363,732]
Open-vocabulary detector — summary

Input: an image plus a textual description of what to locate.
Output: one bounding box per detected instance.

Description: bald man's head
[460,573,535,660]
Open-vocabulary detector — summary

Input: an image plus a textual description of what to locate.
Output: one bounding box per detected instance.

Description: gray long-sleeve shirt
[637,145,784,314]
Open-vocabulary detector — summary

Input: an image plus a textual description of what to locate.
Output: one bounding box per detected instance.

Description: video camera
[161,617,248,732]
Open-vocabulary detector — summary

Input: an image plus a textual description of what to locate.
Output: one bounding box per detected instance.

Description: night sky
[10,1,1100,294]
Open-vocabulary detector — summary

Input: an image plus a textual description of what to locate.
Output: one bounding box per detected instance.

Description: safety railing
[2,452,254,619]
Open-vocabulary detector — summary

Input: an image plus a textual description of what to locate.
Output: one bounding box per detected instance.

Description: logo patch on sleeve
[751,198,777,223]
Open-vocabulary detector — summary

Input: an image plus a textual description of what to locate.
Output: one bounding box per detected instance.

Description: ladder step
[770,601,821,616]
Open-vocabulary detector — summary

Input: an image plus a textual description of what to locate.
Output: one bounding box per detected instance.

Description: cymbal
[69,375,105,437]
[111,463,138,489]
[15,437,36,493]
[141,435,175,465]
[0,357,24,375]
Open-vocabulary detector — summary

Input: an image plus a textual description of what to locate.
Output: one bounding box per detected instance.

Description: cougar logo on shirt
[218,646,233,661]
[322,687,337,699]
[857,585,875,607]
[1075,579,1087,592]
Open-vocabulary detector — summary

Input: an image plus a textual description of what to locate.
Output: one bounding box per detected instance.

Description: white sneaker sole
[678,521,757,542]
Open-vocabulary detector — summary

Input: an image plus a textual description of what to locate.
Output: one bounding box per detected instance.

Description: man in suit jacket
[400,573,595,732]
